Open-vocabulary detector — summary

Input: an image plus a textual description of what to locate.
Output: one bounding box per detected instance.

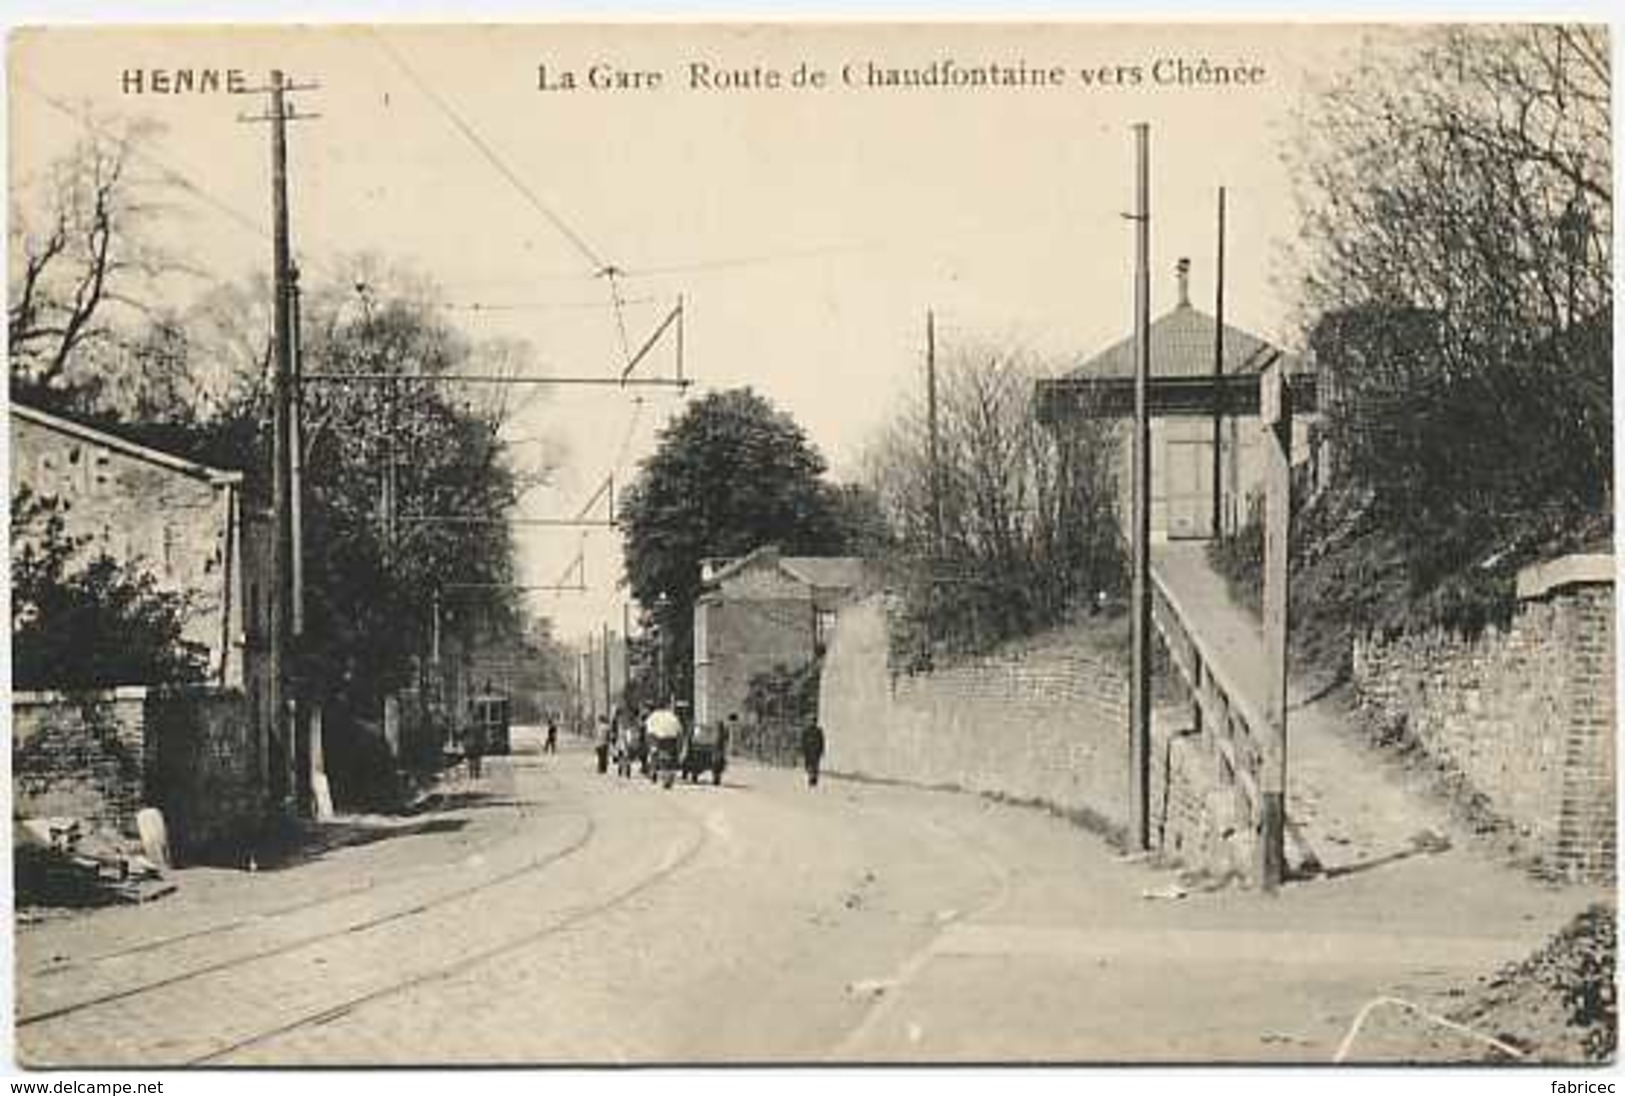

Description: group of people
[584,706,828,789]
[589,704,701,778]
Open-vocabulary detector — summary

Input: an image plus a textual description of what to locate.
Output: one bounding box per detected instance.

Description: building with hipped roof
[1049,258,1319,541]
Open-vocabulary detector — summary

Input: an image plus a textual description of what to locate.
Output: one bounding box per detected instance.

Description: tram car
[468,694,512,756]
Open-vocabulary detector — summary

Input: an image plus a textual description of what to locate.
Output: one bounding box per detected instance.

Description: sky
[10,22,1381,643]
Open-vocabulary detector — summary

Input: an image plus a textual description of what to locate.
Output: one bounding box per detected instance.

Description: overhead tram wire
[365,31,691,407]
[18,78,633,317]
[600,266,634,366]
[437,295,658,314]
[16,77,338,282]
[367,29,608,275]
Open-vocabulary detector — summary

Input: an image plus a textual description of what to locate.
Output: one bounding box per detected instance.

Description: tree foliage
[1292,25,1612,587]
[864,344,1122,660]
[265,263,541,707]
[618,388,856,703]
[11,488,208,690]
[7,124,570,780]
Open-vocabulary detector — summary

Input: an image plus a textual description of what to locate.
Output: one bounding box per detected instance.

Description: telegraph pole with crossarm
[240,69,318,815]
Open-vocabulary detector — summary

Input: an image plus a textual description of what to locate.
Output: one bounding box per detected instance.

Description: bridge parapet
[1149,569,1269,877]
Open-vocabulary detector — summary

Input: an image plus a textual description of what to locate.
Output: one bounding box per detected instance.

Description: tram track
[16,806,595,1030]
[22,760,559,982]
[186,805,712,1066]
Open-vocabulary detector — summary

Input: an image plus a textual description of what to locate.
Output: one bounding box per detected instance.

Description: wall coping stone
[1516,553,1616,601]
[13,685,152,705]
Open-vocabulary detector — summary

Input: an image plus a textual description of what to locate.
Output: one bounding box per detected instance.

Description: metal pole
[622,601,633,711]
[387,376,399,554]
[602,621,613,721]
[1129,123,1153,852]
[1212,186,1226,539]
[676,294,685,385]
[925,309,940,663]
[431,590,442,665]
[591,624,604,725]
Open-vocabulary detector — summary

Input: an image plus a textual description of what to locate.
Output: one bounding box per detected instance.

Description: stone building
[10,402,266,689]
[1048,259,1320,541]
[692,546,871,730]
[10,402,281,857]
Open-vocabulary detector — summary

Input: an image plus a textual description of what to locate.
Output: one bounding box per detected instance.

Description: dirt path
[1152,542,1456,870]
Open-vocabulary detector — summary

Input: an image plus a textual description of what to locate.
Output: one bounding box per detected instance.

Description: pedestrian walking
[465,718,486,782]
[800,722,826,788]
[616,715,639,778]
[544,715,559,754]
[595,714,612,774]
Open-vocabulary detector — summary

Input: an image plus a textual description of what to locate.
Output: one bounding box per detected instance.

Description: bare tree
[1292,25,1610,344]
[1288,25,1612,576]
[8,116,173,399]
[864,342,1120,658]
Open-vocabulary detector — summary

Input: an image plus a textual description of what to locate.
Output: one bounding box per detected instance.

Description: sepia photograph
[4,16,1616,1073]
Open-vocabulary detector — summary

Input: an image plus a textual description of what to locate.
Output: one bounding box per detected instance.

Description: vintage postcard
[6,21,1615,1071]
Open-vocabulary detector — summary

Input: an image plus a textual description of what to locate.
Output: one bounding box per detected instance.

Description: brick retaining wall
[13,688,151,835]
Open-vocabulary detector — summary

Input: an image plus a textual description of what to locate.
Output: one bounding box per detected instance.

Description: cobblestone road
[12,729,1602,1066]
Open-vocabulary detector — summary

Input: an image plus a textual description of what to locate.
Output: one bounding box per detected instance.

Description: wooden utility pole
[1129,123,1153,852]
[591,624,604,725]
[262,69,296,813]
[1212,186,1227,539]
[1260,360,1292,891]
[270,71,295,811]
[242,68,317,814]
[289,264,305,640]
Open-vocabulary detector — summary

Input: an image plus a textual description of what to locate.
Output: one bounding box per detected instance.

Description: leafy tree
[14,254,547,786]
[11,488,207,689]
[618,388,851,703]
[228,262,546,734]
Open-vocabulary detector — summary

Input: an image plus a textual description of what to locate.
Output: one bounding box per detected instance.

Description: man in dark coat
[594,714,612,773]
[800,723,826,788]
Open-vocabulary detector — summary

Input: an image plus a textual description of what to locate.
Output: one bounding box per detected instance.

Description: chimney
[1176,257,1192,308]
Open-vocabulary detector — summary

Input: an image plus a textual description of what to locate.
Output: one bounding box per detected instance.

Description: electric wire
[368,30,608,273]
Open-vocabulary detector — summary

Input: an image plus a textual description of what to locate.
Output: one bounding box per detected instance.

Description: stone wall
[146,688,266,859]
[13,687,267,861]
[13,688,151,834]
[1149,728,1258,881]
[1352,554,1616,882]
[821,597,1199,843]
